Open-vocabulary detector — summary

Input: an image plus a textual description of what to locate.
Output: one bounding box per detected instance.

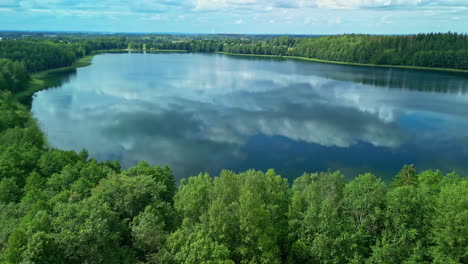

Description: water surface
[32,53,468,181]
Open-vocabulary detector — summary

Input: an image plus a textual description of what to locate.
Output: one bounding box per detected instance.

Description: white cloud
[315,0,420,9]
[327,16,342,24]
[3,0,468,15]
[304,16,318,24]
[193,0,256,11]
[1,0,467,33]
[380,14,392,24]
[142,14,162,20]
[191,0,468,12]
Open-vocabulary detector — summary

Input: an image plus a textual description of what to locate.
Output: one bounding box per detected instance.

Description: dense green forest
[1,32,468,70]
[140,33,468,70]
[0,34,467,263]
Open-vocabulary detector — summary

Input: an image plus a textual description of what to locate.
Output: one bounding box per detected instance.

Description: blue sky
[0,0,467,34]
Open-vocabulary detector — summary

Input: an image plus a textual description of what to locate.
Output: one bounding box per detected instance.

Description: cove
[31,52,468,181]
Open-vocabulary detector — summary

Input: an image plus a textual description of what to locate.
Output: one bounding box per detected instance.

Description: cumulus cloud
[191,0,467,11]
[314,0,420,9]
[1,0,466,13]
[1,0,466,18]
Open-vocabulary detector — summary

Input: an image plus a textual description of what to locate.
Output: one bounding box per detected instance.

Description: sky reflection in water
[31,53,468,181]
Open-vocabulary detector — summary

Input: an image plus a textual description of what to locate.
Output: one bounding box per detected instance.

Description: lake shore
[14,55,95,106]
[216,52,468,74]
[14,49,193,107]
[16,49,468,106]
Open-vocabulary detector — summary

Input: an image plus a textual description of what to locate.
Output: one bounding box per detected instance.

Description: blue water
[32,53,468,181]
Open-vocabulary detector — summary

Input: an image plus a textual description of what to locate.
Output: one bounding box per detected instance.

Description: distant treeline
[0,38,127,94]
[141,33,468,70]
[0,38,127,72]
[1,33,467,79]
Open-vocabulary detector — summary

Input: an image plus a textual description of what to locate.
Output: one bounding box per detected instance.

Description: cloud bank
[0,0,466,34]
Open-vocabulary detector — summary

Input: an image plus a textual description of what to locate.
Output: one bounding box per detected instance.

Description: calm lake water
[32,53,468,181]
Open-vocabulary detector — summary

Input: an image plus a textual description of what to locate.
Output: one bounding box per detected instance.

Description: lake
[31,52,468,181]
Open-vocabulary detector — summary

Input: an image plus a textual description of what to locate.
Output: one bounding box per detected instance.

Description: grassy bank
[12,49,190,107]
[216,52,468,74]
[14,54,95,106]
[94,49,189,53]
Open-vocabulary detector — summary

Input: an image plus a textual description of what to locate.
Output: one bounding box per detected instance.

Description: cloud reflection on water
[32,53,468,179]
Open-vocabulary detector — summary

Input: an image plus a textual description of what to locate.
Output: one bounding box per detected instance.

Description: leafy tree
[38,149,81,177]
[288,171,347,263]
[0,144,42,187]
[342,173,386,261]
[174,173,213,223]
[0,203,22,254]
[21,232,63,264]
[131,205,168,261]
[370,185,432,263]
[91,172,169,221]
[124,161,176,204]
[53,198,135,264]
[431,180,467,263]
[392,164,418,187]
[162,220,234,264]
[0,178,21,204]
[238,188,281,264]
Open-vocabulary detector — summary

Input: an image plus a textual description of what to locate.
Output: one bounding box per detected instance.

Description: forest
[1,32,468,70]
[0,34,467,263]
[143,33,468,70]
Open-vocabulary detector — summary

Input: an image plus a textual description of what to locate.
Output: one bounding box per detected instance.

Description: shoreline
[216,52,468,74]
[93,49,468,73]
[13,49,189,106]
[14,55,95,105]
[16,49,468,105]
[93,49,188,53]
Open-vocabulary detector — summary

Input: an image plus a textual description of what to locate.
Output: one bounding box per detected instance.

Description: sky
[0,0,467,34]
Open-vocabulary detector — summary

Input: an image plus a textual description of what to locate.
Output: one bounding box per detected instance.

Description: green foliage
[21,232,63,264]
[0,144,42,187]
[163,219,234,264]
[175,173,213,222]
[124,161,176,204]
[0,150,466,264]
[130,205,168,261]
[287,33,468,69]
[393,164,418,187]
[91,172,167,221]
[431,180,468,264]
[370,185,433,263]
[0,35,467,262]
[38,149,81,177]
[0,93,30,136]
[0,41,78,72]
[342,173,386,261]
[53,198,134,264]
[288,171,348,263]
[171,170,288,263]
[146,33,468,70]
[0,178,21,204]
[4,229,28,264]
[0,59,30,93]
[0,203,23,253]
